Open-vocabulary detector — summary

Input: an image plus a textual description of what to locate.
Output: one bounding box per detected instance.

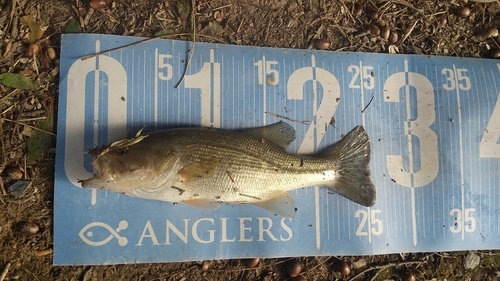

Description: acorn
[456,6,470,18]
[490,49,500,59]
[368,24,380,36]
[16,221,39,236]
[438,14,447,26]
[286,259,303,278]
[368,9,379,20]
[315,39,330,50]
[477,27,499,41]
[90,0,108,9]
[388,31,399,44]
[291,276,307,281]
[335,260,351,276]
[4,167,23,180]
[26,43,40,57]
[244,258,260,268]
[354,3,363,17]
[46,47,57,60]
[380,25,390,40]
[403,271,417,281]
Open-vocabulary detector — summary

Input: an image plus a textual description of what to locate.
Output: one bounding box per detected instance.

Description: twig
[209,258,294,272]
[1,118,56,136]
[175,0,197,88]
[349,260,423,281]
[35,249,53,256]
[491,37,500,49]
[265,112,310,125]
[0,88,20,105]
[0,178,6,196]
[32,32,57,45]
[0,262,11,281]
[78,32,227,62]
[6,0,16,34]
[361,95,374,113]
[390,0,425,15]
[149,265,198,281]
[399,19,419,44]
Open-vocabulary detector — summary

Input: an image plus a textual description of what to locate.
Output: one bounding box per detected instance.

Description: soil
[1,0,500,280]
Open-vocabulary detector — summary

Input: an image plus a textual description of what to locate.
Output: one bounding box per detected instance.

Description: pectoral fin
[178,159,220,183]
[183,198,221,210]
[254,192,296,218]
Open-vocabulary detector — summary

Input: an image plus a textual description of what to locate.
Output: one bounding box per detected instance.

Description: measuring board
[54,34,500,265]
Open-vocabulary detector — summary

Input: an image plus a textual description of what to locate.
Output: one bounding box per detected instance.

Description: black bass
[80,122,375,217]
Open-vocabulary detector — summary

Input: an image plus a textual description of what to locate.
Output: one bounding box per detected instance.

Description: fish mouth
[80,176,104,189]
[79,153,116,189]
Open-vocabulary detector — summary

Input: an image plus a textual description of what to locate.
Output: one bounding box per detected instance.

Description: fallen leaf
[0,73,40,90]
[64,19,82,33]
[154,29,176,37]
[27,99,54,164]
[202,21,223,36]
[21,15,44,43]
[176,0,191,25]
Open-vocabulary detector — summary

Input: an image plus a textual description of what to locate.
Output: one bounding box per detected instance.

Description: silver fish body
[80,122,376,217]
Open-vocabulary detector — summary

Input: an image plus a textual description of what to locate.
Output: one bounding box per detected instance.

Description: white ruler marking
[452,64,466,240]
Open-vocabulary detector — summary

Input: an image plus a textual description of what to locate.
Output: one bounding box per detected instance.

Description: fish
[80,122,376,217]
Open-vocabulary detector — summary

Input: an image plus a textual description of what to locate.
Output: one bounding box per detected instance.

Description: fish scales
[149,129,332,201]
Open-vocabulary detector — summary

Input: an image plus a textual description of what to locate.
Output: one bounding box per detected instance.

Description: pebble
[463,251,481,269]
[351,259,367,269]
[7,180,32,197]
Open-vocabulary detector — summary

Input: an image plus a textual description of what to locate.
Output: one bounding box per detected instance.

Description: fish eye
[115,148,127,155]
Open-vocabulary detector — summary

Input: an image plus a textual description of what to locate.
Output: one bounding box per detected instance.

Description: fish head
[80,145,158,193]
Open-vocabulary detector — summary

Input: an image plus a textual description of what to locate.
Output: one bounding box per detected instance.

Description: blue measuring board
[54,34,500,265]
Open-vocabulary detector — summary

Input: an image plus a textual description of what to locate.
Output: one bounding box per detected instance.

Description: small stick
[349,260,423,281]
[265,112,310,125]
[35,249,53,257]
[0,88,20,105]
[209,258,294,272]
[80,33,225,61]
[1,118,55,136]
[175,0,197,88]
[361,95,374,113]
[0,262,11,281]
[0,178,6,196]
[226,171,235,183]
[399,20,419,44]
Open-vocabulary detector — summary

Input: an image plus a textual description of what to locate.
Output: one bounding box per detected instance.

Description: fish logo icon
[79,220,128,246]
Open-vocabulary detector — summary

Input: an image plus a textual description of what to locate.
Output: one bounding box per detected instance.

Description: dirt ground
[1,0,500,280]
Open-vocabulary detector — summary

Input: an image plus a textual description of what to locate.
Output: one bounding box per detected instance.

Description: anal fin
[183,198,221,210]
[254,192,296,218]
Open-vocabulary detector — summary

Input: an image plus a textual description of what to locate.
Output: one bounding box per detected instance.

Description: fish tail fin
[325,126,376,207]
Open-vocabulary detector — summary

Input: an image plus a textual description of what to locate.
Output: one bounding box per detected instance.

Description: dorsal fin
[240,122,296,148]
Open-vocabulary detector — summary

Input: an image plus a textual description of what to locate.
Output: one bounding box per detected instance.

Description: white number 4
[480,92,500,158]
